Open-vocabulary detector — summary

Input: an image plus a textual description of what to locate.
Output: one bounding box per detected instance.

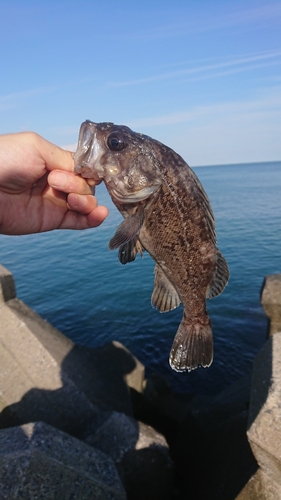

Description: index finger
[48,170,97,195]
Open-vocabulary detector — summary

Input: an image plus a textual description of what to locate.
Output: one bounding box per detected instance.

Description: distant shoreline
[193,160,281,169]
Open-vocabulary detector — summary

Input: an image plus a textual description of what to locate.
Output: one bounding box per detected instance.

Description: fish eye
[107,133,125,151]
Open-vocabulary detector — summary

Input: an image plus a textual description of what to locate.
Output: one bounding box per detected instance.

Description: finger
[67,193,98,214]
[59,205,109,230]
[42,185,68,208]
[87,205,109,226]
[48,170,94,195]
[31,133,75,172]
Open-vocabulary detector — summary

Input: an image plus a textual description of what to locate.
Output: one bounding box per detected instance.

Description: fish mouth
[110,185,159,203]
[74,164,102,181]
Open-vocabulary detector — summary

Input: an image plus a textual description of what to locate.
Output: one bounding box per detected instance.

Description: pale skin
[0,132,108,235]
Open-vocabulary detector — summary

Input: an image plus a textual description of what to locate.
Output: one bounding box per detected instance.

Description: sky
[1,0,281,166]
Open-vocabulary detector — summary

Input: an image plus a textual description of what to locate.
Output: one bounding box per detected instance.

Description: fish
[74,120,229,372]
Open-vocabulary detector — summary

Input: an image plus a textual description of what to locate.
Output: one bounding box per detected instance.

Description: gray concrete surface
[0,421,126,499]
[83,411,173,500]
[247,332,281,489]
[261,274,281,335]
[0,265,145,435]
[236,469,281,500]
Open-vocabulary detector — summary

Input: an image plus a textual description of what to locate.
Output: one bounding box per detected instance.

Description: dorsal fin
[207,250,230,299]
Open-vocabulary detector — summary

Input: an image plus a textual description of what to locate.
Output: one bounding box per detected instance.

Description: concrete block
[0,264,146,434]
[0,298,99,435]
[0,264,16,303]
[247,332,281,487]
[236,469,281,500]
[0,421,126,499]
[60,342,137,417]
[261,274,281,335]
[111,341,145,393]
[84,411,169,460]
[83,411,173,500]
[84,411,139,462]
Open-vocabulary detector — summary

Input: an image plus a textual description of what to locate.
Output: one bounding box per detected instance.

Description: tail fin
[169,316,213,372]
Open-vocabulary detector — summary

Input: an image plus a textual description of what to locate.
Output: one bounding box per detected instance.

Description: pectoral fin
[109,206,144,250]
[207,250,230,299]
[151,265,181,313]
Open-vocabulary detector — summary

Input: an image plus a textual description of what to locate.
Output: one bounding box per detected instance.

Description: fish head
[74,120,162,203]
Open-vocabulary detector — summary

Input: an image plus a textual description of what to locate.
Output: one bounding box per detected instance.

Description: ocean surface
[1,161,280,395]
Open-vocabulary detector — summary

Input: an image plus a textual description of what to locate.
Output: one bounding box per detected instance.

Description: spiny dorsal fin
[109,206,144,250]
[151,264,181,313]
[118,236,144,265]
[207,250,230,299]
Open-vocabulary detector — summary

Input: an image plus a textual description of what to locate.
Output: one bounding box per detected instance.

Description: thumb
[33,133,75,172]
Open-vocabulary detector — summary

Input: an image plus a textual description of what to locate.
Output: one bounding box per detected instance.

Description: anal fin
[207,249,230,299]
[151,265,181,313]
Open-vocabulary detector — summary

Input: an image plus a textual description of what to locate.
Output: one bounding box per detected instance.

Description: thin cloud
[221,2,281,27]
[127,87,281,129]
[0,86,57,111]
[158,91,281,165]
[60,87,281,165]
[178,60,281,84]
[108,50,281,87]
[118,3,281,40]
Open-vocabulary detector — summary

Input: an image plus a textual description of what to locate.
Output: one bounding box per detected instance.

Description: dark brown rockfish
[74,120,229,372]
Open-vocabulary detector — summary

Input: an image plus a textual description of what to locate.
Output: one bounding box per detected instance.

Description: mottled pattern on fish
[74,121,229,372]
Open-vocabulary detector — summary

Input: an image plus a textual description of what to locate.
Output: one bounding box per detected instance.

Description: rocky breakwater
[0,264,172,500]
[1,264,281,499]
[237,274,281,500]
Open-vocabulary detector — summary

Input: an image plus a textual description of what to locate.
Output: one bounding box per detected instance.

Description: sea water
[0,161,280,395]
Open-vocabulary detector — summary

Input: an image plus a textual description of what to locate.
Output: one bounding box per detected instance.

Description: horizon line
[192,159,281,168]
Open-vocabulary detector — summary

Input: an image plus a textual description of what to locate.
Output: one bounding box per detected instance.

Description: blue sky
[1,0,281,165]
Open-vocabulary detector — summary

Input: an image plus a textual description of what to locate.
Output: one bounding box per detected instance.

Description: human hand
[0,132,108,235]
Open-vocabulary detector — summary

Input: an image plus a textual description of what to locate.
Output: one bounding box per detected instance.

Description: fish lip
[110,185,159,203]
[74,163,101,180]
